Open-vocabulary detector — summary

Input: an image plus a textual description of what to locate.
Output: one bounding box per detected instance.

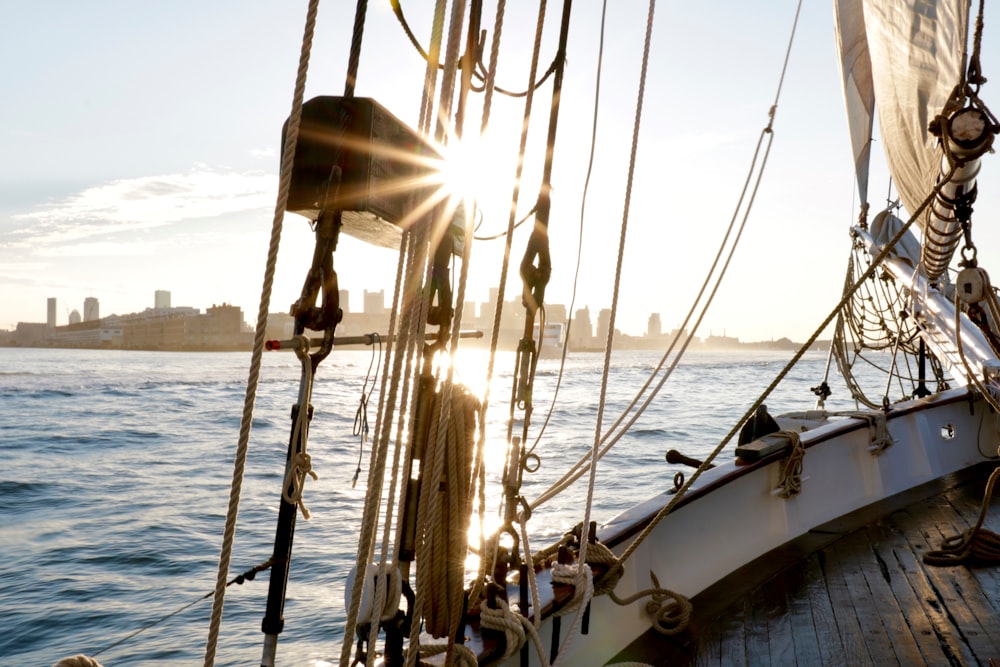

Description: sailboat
[46,1,999,666]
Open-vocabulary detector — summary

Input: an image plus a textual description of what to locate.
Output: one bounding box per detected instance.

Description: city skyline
[12,286,777,345]
[10,4,1000,345]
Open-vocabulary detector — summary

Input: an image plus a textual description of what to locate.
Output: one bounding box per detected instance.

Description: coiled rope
[924,465,1000,565]
[204,1,319,663]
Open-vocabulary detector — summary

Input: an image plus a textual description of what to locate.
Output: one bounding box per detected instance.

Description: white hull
[486,389,996,665]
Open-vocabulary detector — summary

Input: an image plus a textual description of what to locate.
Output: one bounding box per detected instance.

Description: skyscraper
[84,297,99,322]
[155,290,171,310]
[47,298,56,328]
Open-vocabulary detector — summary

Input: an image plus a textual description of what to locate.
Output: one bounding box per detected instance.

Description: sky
[4,1,1000,343]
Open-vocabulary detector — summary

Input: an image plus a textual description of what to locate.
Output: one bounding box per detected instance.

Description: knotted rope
[282,451,318,519]
[607,571,692,637]
[584,540,625,597]
[479,598,528,660]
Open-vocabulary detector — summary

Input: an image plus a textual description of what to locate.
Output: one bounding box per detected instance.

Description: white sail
[834,0,875,204]
[836,0,969,221]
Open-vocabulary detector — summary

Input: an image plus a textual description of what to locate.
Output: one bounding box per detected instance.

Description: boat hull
[477,389,997,665]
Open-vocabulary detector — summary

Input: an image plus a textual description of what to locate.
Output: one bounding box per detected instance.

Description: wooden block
[735,433,793,462]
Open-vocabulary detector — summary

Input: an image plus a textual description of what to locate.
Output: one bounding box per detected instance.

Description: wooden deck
[608,463,1000,666]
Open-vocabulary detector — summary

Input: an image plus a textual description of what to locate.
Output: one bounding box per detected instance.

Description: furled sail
[834,0,875,205]
[835,0,969,221]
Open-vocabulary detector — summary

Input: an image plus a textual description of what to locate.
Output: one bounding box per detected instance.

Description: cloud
[34,240,160,258]
[249,147,276,159]
[7,167,276,248]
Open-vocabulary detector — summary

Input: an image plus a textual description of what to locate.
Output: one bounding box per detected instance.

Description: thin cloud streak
[9,167,276,248]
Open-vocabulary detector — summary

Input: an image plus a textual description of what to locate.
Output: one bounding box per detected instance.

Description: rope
[389,0,560,99]
[530,0,803,511]
[481,0,546,590]
[204,1,319,663]
[479,597,552,665]
[415,385,479,639]
[281,340,319,518]
[608,581,692,637]
[466,0,506,610]
[580,0,657,569]
[525,0,608,459]
[772,430,805,499]
[551,563,589,617]
[410,641,479,666]
[833,410,893,454]
[550,565,593,666]
[351,334,381,487]
[582,540,624,597]
[924,465,1000,565]
[613,149,962,571]
[52,658,103,667]
[343,0,450,657]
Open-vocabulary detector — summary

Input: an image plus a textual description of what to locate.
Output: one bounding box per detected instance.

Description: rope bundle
[414,383,480,639]
[52,657,103,667]
[774,430,805,499]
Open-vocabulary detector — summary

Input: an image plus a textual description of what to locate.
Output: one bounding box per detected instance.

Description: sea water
[1,346,870,665]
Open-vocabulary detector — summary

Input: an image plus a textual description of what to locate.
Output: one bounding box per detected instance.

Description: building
[568,307,593,351]
[47,298,56,328]
[648,313,662,337]
[155,290,171,310]
[363,289,385,315]
[69,309,82,325]
[84,297,99,322]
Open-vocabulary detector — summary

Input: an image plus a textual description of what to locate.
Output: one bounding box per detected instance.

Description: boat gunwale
[599,386,976,550]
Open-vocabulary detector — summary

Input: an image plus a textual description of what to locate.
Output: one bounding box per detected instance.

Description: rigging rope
[530,0,805,515]
[479,0,548,594]
[580,0,658,564]
[340,0,453,657]
[204,2,320,663]
[390,0,560,99]
[613,158,963,572]
[351,334,381,487]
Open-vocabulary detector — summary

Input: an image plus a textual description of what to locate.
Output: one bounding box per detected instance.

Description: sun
[436,130,517,220]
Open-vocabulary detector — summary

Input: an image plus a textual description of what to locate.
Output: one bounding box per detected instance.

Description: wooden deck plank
[939,481,1000,609]
[716,603,747,667]
[760,567,795,667]
[777,559,823,666]
[801,553,843,667]
[743,584,771,667]
[894,501,1000,662]
[608,465,1000,667]
[863,520,955,665]
[842,525,925,665]
[820,545,873,665]
[817,543,874,666]
[878,507,977,666]
[829,533,900,665]
[692,616,721,667]
[923,495,1000,659]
